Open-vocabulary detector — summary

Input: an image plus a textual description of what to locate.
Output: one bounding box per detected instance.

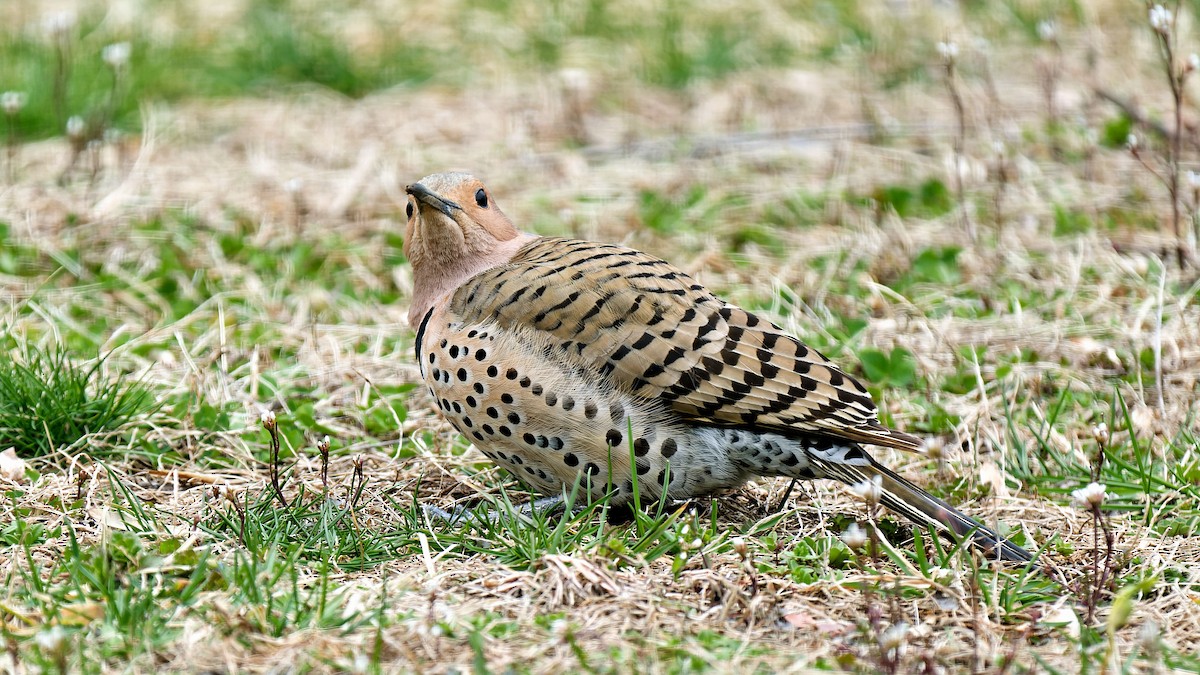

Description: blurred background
[2,2,1200,670]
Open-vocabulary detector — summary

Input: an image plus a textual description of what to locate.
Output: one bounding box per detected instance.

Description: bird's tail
[814,456,1033,563]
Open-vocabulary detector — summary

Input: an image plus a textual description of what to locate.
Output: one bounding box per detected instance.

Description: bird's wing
[445,237,922,452]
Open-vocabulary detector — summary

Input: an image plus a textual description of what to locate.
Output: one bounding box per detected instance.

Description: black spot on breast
[486,407,499,419]
[606,429,623,447]
[505,368,519,380]
[523,432,536,444]
[584,401,598,419]
[633,438,650,456]
[440,339,448,349]
[636,461,650,475]
[531,384,543,396]
[546,392,558,406]
[449,345,459,358]
[549,437,564,450]
[474,382,486,394]
[499,426,512,437]
[428,353,435,364]
[561,396,575,411]
[482,424,494,435]
[432,368,441,381]
[536,435,549,448]
[457,368,468,382]
[501,393,514,404]
[660,438,678,458]
[519,377,531,388]
[451,401,462,414]
[507,412,521,424]
[564,453,579,466]
[584,463,601,476]
[609,402,624,423]
[463,417,473,428]
[782,454,799,466]
[475,350,487,361]
[472,431,484,441]
[487,365,499,378]
[524,466,535,475]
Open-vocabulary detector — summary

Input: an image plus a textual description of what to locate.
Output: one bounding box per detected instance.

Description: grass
[0,342,159,457]
[2,0,1200,671]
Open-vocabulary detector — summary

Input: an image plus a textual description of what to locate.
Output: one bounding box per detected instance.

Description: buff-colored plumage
[403,173,1032,563]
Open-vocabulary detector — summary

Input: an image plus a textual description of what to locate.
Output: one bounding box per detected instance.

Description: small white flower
[102,42,131,69]
[1037,20,1057,43]
[1071,482,1107,508]
[1126,133,1139,151]
[65,115,85,139]
[840,523,868,550]
[42,11,76,38]
[558,67,590,92]
[850,474,883,506]
[731,536,748,558]
[936,41,959,62]
[35,626,68,656]
[1139,621,1160,650]
[1150,5,1173,34]
[923,437,946,460]
[676,552,688,564]
[260,410,277,427]
[1,91,26,115]
[1091,422,1110,445]
[879,622,909,652]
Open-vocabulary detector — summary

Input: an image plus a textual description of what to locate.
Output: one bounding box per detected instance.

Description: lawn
[1,0,1199,672]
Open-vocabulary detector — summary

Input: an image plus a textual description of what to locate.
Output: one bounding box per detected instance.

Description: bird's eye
[475,188,488,208]
[406,201,414,219]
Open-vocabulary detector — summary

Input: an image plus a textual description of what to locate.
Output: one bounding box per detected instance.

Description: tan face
[403,172,519,268]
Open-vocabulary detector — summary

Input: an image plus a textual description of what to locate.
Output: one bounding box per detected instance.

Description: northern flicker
[404,172,1033,563]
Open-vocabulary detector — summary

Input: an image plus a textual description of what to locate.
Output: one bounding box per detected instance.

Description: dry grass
[2,0,1200,673]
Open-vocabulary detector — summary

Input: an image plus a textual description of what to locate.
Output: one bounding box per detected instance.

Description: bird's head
[401,172,532,326]
[403,172,520,269]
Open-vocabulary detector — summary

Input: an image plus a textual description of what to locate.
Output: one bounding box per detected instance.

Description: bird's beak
[406,183,460,217]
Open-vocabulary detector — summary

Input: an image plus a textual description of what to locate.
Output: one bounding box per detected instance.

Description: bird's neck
[407,233,538,326]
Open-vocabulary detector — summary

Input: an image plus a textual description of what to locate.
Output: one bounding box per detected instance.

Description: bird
[403,171,1033,563]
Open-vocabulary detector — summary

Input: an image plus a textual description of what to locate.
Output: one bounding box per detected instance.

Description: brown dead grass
[3,1,1200,672]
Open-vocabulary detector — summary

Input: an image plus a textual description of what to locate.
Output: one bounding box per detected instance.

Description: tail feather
[815,456,1033,563]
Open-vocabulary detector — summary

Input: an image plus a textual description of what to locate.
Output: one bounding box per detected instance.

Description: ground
[1,0,1200,673]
